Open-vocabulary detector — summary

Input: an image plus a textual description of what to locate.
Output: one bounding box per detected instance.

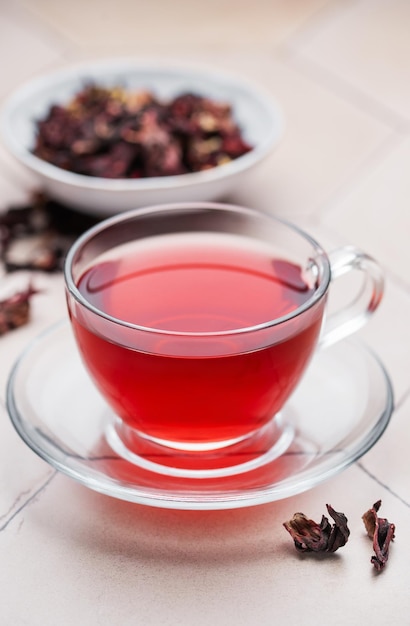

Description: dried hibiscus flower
[32,85,252,179]
[0,192,98,273]
[0,284,38,335]
[283,504,350,553]
[362,500,395,572]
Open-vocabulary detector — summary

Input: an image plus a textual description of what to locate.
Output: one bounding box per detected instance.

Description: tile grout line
[383,269,410,299]
[280,46,409,133]
[0,470,57,532]
[394,387,410,413]
[317,132,404,221]
[356,461,410,509]
[316,217,410,294]
[293,128,405,225]
[356,385,410,511]
[278,0,362,54]
[0,486,34,525]
[272,44,409,227]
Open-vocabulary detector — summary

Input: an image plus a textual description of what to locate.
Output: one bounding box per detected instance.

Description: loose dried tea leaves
[283,504,350,553]
[0,284,38,335]
[32,85,252,179]
[362,500,395,572]
[0,192,99,273]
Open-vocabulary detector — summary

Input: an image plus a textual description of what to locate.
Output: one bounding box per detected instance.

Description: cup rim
[64,202,331,337]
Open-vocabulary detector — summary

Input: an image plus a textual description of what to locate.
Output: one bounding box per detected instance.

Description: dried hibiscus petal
[0,284,38,335]
[362,500,395,572]
[283,504,350,553]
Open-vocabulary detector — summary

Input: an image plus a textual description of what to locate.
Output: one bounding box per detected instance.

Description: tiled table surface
[1,1,409,624]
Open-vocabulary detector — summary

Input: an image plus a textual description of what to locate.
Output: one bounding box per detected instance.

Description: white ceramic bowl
[0,59,283,216]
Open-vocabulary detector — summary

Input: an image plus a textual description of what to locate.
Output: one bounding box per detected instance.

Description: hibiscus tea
[70,232,325,447]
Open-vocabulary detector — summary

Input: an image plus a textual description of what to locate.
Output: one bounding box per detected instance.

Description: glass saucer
[6,321,393,510]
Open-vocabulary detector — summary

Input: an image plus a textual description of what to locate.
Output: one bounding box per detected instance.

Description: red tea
[71,233,325,446]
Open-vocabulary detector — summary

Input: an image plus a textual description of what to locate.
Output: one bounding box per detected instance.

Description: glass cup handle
[319,246,384,348]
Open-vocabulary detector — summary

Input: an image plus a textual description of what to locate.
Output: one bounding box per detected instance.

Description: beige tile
[0,162,34,208]
[0,272,67,521]
[219,54,392,217]
[0,148,39,207]
[22,0,330,50]
[0,272,67,402]
[294,0,410,122]
[358,280,410,402]
[0,269,67,525]
[322,136,410,285]
[0,281,59,524]
[0,465,407,624]
[0,11,64,100]
[0,402,54,528]
[360,395,410,506]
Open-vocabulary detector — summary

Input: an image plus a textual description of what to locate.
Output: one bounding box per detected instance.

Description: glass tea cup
[64,203,383,477]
